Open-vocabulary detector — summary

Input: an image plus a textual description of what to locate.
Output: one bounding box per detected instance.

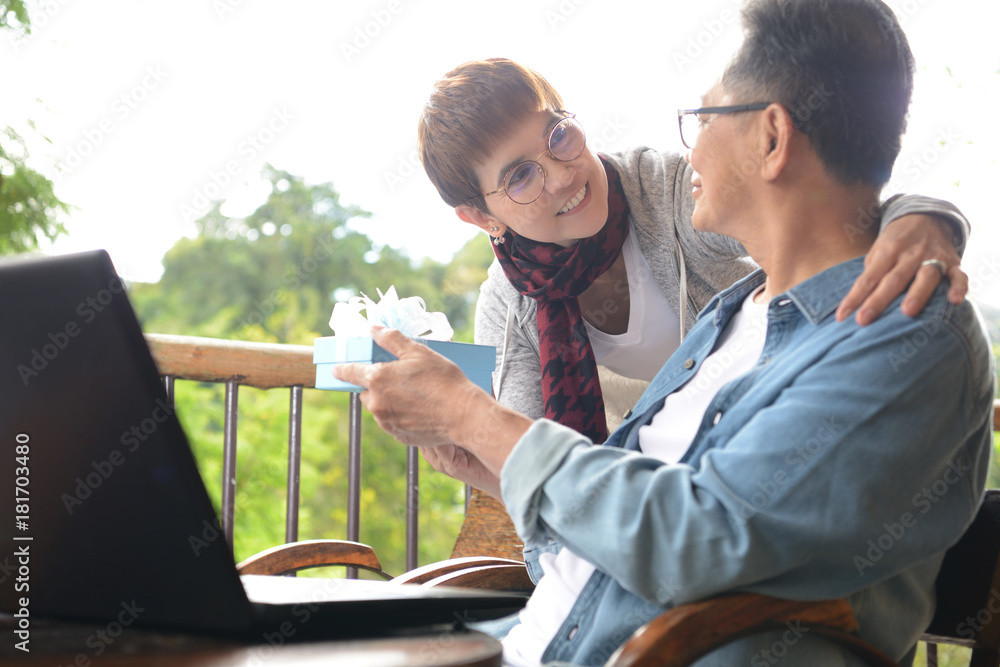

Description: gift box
[313,336,496,394]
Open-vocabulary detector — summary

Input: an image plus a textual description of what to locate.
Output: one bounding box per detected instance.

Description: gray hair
[722,0,914,187]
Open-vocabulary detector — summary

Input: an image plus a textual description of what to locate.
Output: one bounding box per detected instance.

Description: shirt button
[567,625,579,640]
[684,358,695,369]
[777,298,792,306]
[623,409,633,420]
[713,411,723,425]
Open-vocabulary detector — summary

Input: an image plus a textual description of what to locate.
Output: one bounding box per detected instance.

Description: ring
[920,258,947,278]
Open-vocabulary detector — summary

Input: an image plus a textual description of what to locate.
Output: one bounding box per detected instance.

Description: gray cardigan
[473,146,969,428]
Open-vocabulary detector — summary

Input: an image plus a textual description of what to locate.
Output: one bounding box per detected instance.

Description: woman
[416,57,968,472]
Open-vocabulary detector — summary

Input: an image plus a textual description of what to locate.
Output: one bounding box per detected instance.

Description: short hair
[722,0,915,187]
[417,58,564,214]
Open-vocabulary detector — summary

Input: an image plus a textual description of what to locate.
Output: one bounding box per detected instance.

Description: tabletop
[0,615,503,667]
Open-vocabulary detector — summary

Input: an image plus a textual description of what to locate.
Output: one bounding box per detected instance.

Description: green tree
[0,1,70,254]
[134,165,489,345]
[0,0,27,33]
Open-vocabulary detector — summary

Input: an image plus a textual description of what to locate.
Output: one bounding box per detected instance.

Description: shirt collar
[785,256,865,325]
[704,256,866,326]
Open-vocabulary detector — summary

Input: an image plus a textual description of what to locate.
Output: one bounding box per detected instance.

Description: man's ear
[760,103,794,181]
[456,204,504,236]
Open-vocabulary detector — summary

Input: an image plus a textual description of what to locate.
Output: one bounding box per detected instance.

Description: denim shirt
[500,257,995,666]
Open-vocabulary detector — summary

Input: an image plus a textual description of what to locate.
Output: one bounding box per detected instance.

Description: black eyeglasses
[677,103,772,150]
[471,112,587,206]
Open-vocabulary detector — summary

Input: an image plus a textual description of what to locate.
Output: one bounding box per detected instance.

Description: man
[335,0,995,664]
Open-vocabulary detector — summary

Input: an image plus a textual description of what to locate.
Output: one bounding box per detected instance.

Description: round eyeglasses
[474,114,587,206]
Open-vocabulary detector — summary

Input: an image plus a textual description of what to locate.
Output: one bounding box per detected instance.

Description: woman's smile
[557,183,590,216]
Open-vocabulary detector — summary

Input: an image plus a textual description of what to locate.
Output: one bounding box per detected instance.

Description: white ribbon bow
[328,285,454,341]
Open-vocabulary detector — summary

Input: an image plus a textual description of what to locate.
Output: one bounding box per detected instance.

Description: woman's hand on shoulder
[836,213,967,325]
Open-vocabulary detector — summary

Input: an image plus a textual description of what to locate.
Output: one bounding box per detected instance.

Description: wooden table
[0,615,503,666]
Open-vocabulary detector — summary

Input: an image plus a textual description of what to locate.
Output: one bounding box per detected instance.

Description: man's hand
[836,214,968,325]
[420,445,502,500]
[332,326,480,448]
[332,326,533,477]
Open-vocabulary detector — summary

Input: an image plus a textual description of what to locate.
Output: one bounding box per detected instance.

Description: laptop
[0,250,526,642]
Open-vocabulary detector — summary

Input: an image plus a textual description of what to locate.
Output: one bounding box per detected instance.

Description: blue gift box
[313,336,496,394]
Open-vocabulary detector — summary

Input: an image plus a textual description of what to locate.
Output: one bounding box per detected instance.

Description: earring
[489,226,505,245]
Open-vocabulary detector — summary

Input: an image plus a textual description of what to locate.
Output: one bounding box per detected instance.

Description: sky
[4,0,999,308]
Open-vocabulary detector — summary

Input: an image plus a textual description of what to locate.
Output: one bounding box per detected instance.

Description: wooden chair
[606,488,1000,666]
[235,506,535,593]
[237,488,1000,666]
[236,527,898,664]
[450,488,524,561]
[605,594,897,666]
[236,538,533,592]
[235,515,899,664]
[237,539,393,580]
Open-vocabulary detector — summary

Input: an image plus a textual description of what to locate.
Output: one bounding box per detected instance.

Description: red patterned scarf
[492,157,629,444]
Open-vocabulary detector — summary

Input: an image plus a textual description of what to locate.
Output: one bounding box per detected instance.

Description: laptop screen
[0,250,254,635]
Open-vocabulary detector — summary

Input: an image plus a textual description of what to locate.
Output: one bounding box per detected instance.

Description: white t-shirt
[637,285,769,462]
[502,286,769,667]
[585,230,681,382]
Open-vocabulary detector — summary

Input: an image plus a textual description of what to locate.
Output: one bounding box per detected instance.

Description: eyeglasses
[677,103,772,150]
[473,113,587,206]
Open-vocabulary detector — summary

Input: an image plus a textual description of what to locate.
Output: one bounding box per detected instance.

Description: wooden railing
[146,333,315,388]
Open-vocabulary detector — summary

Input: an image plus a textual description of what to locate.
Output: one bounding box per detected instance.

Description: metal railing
[144,333,422,575]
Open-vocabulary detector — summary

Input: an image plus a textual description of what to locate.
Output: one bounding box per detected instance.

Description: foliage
[134,165,491,345]
[0,0,28,33]
[913,641,970,667]
[129,167,494,573]
[0,126,69,254]
[0,1,70,255]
